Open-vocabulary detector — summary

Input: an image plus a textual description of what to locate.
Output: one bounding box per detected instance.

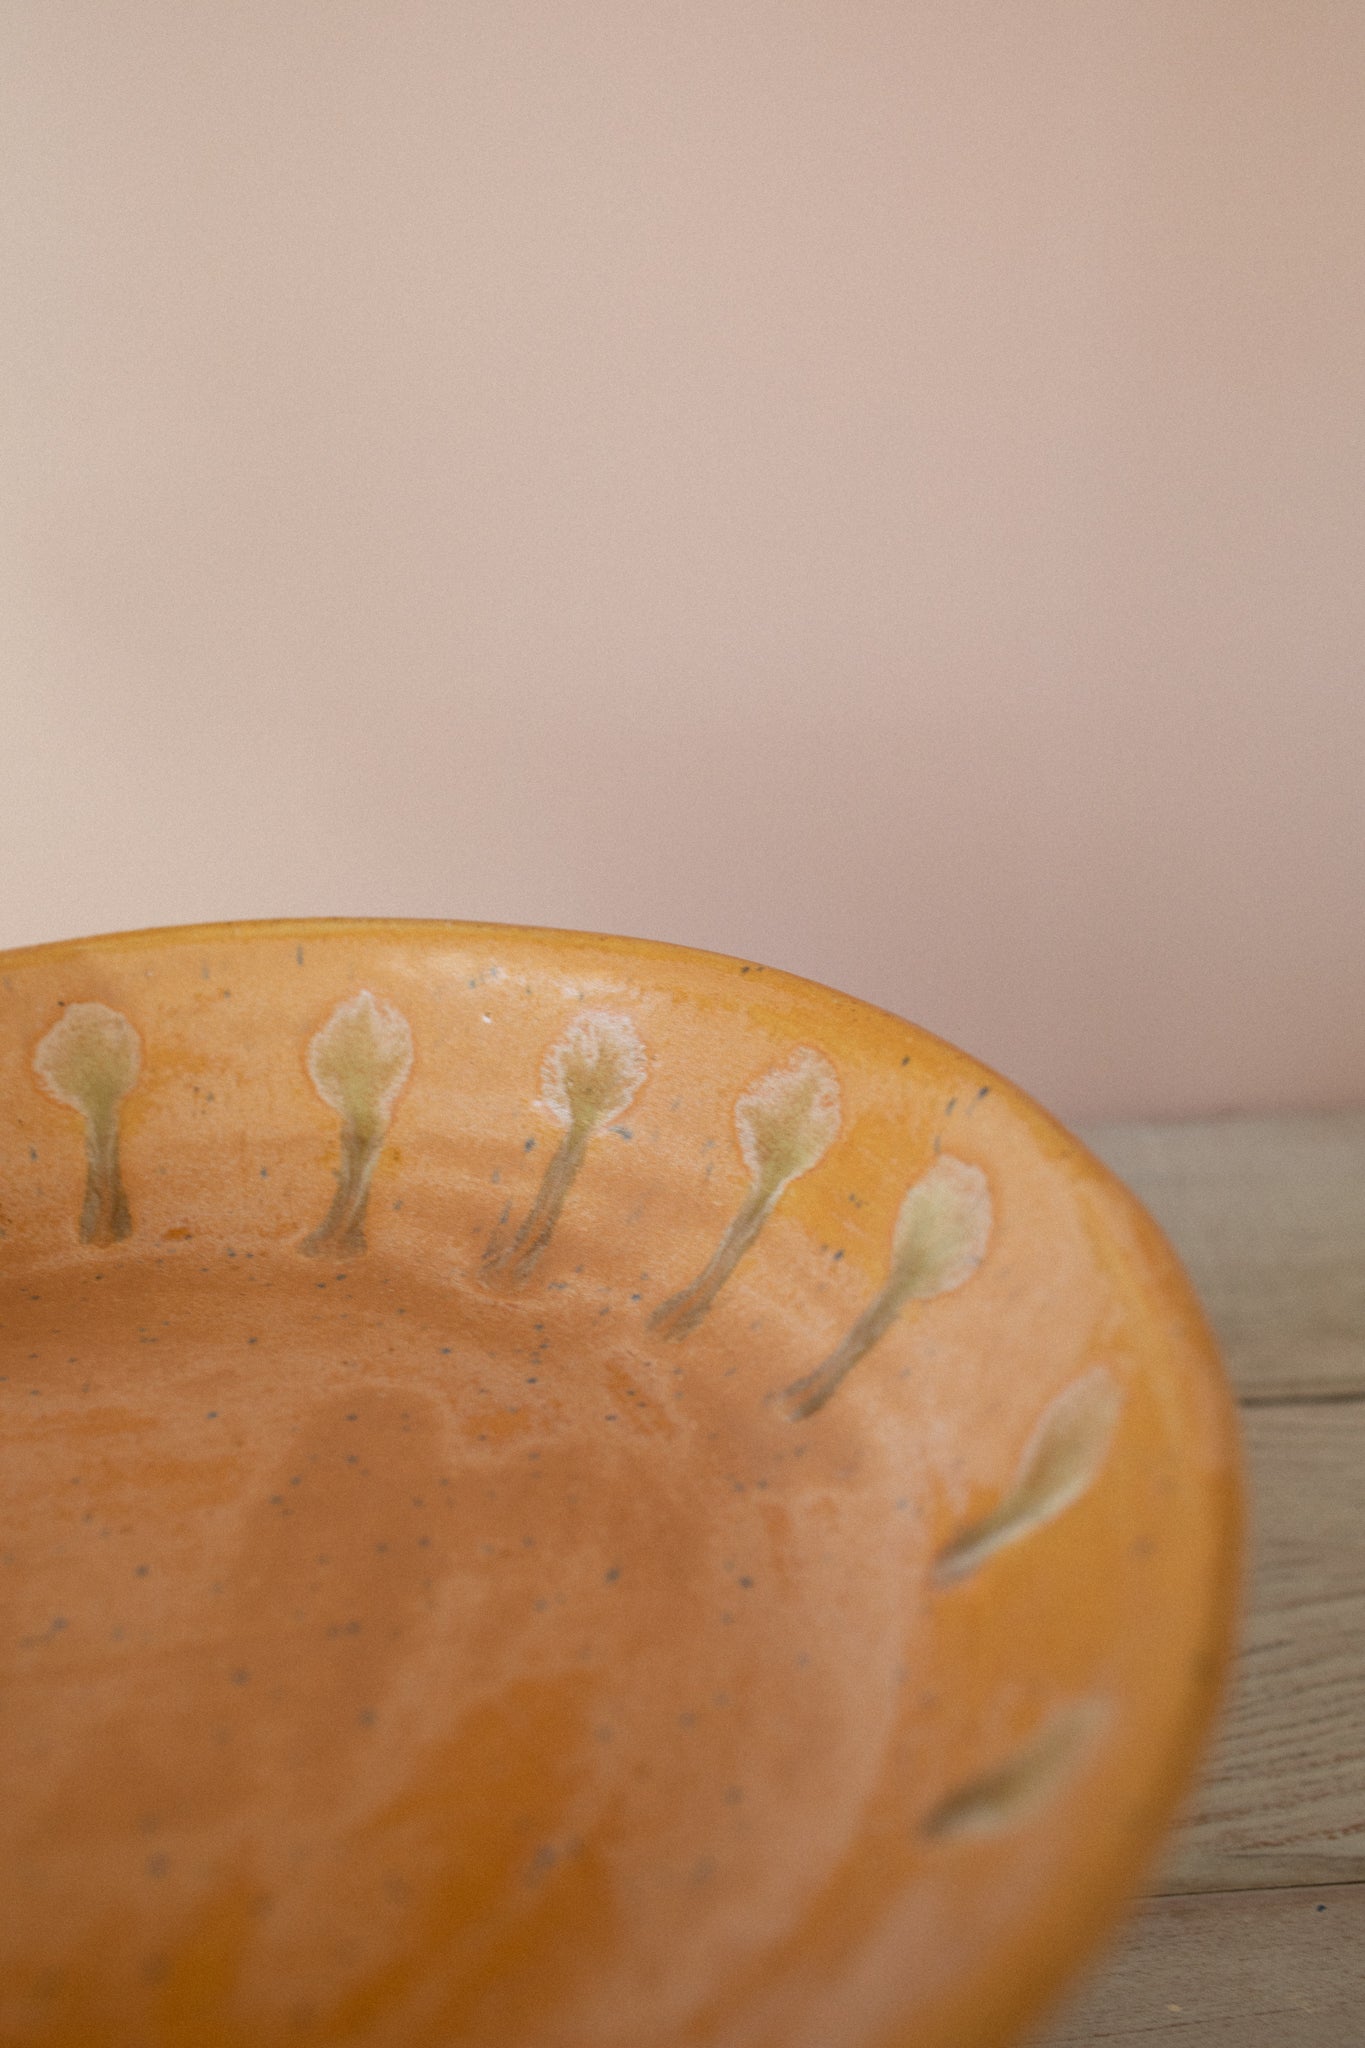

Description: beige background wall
[2,2,1362,1122]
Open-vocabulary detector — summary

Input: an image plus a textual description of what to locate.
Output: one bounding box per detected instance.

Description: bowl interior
[0,920,1240,2048]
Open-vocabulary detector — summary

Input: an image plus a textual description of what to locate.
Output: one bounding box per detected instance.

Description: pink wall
[3,3,1362,1122]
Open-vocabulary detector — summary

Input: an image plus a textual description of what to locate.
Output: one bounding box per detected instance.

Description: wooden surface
[1041,1887,1365,2046]
[1085,1112,1365,1404]
[1033,1112,1365,2045]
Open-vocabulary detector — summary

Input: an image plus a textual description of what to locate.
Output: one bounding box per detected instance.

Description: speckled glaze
[0,920,1242,2048]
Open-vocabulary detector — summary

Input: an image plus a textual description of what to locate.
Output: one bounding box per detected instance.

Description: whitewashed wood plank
[1034,1883,1365,2046]
[1030,1115,1365,2041]
[1158,1404,1365,1894]
[1081,1112,1365,1401]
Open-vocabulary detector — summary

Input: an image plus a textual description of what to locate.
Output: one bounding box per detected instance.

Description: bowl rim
[0,914,1246,2046]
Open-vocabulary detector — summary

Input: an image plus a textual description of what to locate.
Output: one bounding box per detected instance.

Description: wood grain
[1159,1406,1365,1894]
[1033,1113,1365,2043]
[1083,1113,1365,1402]
[1037,1886,1365,2046]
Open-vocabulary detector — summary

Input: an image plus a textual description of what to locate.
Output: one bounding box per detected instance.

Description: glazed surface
[0,922,1241,2048]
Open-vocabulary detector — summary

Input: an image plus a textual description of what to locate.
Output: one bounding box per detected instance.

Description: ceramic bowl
[0,920,1241,2048]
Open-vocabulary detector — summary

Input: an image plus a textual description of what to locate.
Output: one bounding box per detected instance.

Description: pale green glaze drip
[921,1701,1108,1841]
[33,1003,141,1245]
[934,1368,1124,1584]
[652,1048,840,1340]
[783,1155,991,1418]
[301,991,413,1255]
[488,1011,646,1285]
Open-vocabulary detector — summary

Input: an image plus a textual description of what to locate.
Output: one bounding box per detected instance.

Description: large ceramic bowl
[0,920,1241,2048]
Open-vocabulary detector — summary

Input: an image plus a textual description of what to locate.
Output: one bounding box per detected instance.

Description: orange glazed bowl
[0,920,1241,2048]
